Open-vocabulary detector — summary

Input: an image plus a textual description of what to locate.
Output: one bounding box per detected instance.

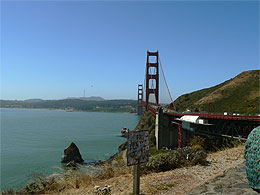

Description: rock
[61,142,84,163]
[94,185,111,195]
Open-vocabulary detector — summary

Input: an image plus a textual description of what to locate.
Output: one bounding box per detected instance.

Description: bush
[149,146,169,156]
[189,136,206,151]
[145,152,176,172]
[203,136,241,152]
[24,181,44,194]
[145,147,207,172]
[135,111,156,147]
[175,147,207,166]
[190,136,241,152]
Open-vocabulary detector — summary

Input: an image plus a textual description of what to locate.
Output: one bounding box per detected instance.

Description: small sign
[127,130,149,166]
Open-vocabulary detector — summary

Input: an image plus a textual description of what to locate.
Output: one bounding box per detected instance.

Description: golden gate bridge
[137,51,260,149]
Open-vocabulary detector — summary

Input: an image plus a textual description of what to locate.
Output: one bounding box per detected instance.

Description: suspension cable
[158,56,176,110]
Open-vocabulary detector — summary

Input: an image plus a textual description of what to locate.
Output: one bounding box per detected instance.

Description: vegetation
[0,99,137,113]
[169,70,260,114]
[135,111,156,147]
[149,146,169,156]
[189,136,240,152]
[2,153,130,195]
[118,110,156,152]
[2,145,207,194]
[144,147,207,173]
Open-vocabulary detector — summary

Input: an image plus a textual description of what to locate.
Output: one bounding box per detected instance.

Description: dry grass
[53,152,132,194]
[3,145,245,195]
[196,71,253,105]
[55,145,245,195]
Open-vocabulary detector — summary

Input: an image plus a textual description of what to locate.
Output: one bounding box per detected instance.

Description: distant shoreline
[0,107,138,114]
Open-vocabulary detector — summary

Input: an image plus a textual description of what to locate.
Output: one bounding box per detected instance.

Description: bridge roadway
[146,104,260,122]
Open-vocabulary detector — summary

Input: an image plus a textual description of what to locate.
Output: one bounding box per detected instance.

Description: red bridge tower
[145,50,159,109]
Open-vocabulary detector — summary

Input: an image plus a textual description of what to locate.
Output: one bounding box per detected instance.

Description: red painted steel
[146,105,260,122]
[147,105,157,115]
[165,110,260,122]
[178,123,182,148]
[145,51,159,109]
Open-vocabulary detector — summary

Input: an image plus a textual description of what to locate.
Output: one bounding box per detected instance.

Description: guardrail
[145,105,260,122]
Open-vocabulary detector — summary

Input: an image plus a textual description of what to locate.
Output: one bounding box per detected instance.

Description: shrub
[135,111,156,147]
[24,181,44,194]
[149,146,169,156]
[203,136,241,152]
[145,152,176,172]
[175,147,207,166]
[145,147,207,172]
[189,136,206,151]
[190,135,241,152]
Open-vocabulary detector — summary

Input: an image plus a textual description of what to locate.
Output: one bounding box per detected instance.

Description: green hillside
[170,70,259,114]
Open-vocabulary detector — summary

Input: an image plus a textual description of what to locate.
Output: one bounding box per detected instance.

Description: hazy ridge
[0,98,137,113]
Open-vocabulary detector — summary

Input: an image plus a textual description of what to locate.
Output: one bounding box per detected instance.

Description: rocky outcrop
[61,142,84,163]
[94,185,111,195]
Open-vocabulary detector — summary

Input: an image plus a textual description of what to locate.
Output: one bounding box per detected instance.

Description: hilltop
[171,70,259,114]
[66,96,105,101]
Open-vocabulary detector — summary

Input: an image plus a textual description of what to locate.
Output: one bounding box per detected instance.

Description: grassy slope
[172,70,259,114]
[134,111,156,147]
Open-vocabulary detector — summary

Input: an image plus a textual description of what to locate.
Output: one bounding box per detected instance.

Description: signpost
[127,130,149,195]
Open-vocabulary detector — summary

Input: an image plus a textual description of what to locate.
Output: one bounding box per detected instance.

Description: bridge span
[147,104,260,122]
[137,51,260,149]
[147,104,259,149]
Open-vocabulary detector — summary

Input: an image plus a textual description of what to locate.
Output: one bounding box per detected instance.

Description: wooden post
[127,130,149,195]
[133,164,140,195]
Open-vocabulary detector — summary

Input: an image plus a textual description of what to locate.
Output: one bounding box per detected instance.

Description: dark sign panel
[127,130,149,166]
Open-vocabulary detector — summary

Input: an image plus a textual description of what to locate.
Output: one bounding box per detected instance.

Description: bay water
[1,108,140,190]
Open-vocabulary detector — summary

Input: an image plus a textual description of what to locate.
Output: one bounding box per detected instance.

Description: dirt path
[60,145,248,195]
[189,164,258,195]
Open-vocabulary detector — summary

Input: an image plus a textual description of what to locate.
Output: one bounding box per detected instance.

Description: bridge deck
[145,105,260,122]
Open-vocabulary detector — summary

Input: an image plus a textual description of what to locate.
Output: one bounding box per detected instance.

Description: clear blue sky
[1,1,259,102]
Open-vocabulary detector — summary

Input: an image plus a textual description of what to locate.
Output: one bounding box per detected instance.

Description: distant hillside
[171,70,259,114]
[24,99,43,103]
[66,96,105,101]
[0,99,137,113]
